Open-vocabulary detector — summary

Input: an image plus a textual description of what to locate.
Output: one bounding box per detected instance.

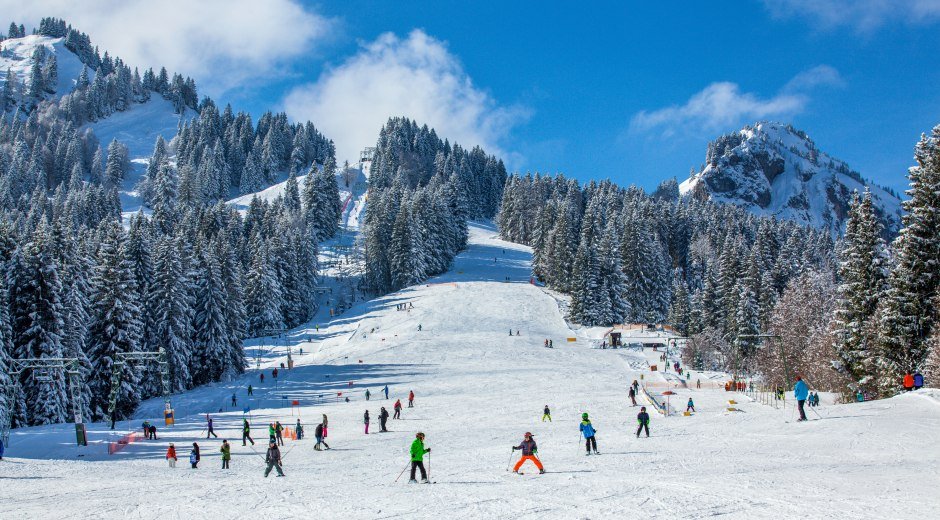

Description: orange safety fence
[426,282,458,288]
[108,431,140,455]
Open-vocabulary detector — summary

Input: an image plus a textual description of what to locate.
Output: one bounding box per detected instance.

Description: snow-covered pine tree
[832,190,888,393]
[12,225,70,425]
[192,246,230,383]
[149,236,193,392]
[86,222,143,420]
[244,236,284,336]
[878,126,940,394]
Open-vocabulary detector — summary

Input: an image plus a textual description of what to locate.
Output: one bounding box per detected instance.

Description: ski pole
[506,448,515,471]
[427,451,431,482]
[394,460,410,483]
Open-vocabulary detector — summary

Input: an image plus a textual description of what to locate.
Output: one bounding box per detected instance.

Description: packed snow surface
[1,223,938,519]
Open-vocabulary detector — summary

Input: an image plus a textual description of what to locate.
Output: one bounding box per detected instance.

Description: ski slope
[1,223,939,519]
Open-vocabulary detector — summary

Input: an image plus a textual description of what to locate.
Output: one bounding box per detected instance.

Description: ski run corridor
[1,223,938,519]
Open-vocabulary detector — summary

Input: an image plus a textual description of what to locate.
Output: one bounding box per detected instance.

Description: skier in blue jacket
[579,413,599,455]
[794,376,809,422]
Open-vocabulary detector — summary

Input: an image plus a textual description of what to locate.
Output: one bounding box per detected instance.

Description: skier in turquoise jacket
[794,376,809,421]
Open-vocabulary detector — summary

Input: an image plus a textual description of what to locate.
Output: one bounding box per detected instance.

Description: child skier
[686,398,695,413]
[542,405,551,422]
[275,421,285,446]
[190,442,200,469]
[264,441,285,477]
[394,399,403,419]
[166,443,177,468]
[408,390,415,408]
[206,414,217,438]
[580,413,599,455]
[512,432,545,474]
[409,432,431,483]
[364,410,370,434]
[628,386,637,406]
[296,419,304,440]
[637,407,650,437]
[220,440,231,469]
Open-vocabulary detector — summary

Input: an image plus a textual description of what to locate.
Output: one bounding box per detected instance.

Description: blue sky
[8,1,940,192]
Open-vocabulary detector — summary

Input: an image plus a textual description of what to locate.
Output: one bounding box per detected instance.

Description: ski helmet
[582,413,589,419]
[524,432,533,437]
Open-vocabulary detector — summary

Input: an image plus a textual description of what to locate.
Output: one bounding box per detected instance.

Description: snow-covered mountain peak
[679,121,903,236]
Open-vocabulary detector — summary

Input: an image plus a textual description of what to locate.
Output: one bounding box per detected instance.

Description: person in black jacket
[636,407,650,438]
[264,441,285,477]
[314,423,330,450]
[379,407,390,432]
[628,386,637,406]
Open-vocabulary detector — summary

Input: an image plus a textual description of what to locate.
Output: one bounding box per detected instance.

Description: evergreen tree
[86,223,143,420]
[878,126,940,394]
[149,236,193,392]
[832,190,888,393]
[10,227,69,425]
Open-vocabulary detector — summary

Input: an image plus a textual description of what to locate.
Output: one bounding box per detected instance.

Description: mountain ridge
[679,121,903,236]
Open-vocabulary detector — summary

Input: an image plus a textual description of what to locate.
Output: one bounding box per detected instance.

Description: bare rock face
[680,122,902,236]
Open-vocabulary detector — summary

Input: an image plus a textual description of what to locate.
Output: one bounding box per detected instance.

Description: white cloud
[629,66,842,137]
[763,0,940,32]
[282,30,529,166]
[1,0,334,92]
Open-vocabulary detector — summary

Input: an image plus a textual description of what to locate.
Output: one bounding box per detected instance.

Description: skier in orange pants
[512,432,545,474]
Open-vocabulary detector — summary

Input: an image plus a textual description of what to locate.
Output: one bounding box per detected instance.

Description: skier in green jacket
[409,432,431,483]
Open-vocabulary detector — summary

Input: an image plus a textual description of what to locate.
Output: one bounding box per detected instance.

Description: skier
[315,423,330,450]
[247,384,253,396]
[383,385,389,399]
[322,414,329,438]
[544,339,549,348]
[206,414,218,438]
[264,441,285,477]
[149,424,158,440]
[418,324,422,331]
[512,432,545,474]
[364,410,370,434]
[509,329,513,336]
[296,419,304,440]
[580,413,599,455]
[628,386,637,406]
[408,390,415,408]
[632,380,640,394]
[190,442,200,469]
[220,440,231,469]
[242,418,255,446]
[394,399,403,419]
[380,406,390,432]
[408,432,431,483]
[260,373,265,384]
[794,376,809,421]
[696,379,701,389]
[268,423,277,443]
[636,407,650,437]
[366,389,371,401]
[275,421,285,446]
[542,405,552,422]
[903,372,914,391]
[231,393,237,407]
[686,398,695,413]
[165,443,177,468]
[914,372,924,390]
